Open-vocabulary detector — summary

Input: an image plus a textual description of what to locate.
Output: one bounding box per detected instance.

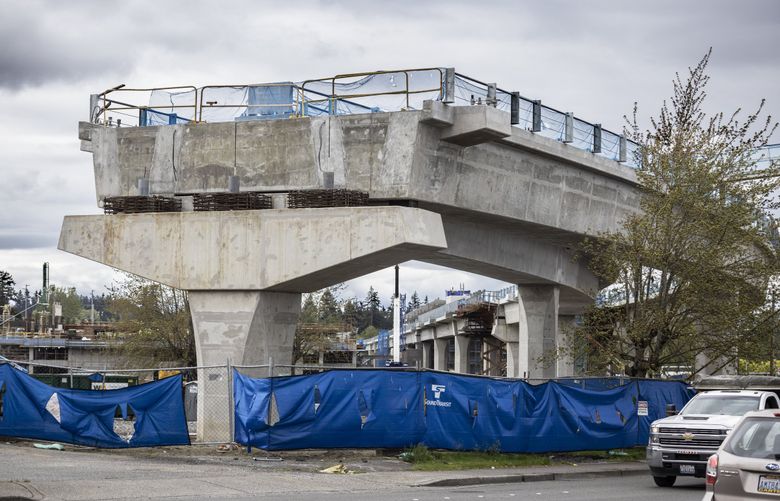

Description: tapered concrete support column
[189,290,301,442]
[433,337,449,371]
[517,285,559,379]
[454,335,470,374]
[505,336,521,378]
[422,341,433,369]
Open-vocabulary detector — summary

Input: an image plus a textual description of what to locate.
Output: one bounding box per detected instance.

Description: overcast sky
[0,0,778,305]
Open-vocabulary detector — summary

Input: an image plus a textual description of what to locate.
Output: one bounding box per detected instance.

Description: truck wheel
[653,476,676,487]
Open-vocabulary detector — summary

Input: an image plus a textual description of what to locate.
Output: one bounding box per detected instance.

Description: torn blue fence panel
[234,369,425,450]
[0,364,189,448]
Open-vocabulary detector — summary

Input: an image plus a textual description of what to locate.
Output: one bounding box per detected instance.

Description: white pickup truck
[646,389,780,487]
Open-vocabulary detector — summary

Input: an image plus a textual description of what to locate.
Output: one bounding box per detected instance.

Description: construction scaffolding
[455,301,506,376]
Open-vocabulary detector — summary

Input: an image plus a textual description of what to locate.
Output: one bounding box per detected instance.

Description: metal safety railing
[453,73,638,166]
[198,83,301,123]
[91,85,198,128]
[402,285,519,334]
[299,67,445,114]
[89,66,644,167]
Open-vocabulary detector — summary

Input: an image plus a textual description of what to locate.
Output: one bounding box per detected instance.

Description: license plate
[758,475,780,494]
[679,464,695,475]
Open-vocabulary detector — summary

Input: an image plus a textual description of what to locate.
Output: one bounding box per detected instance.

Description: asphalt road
[159,476,705,501]
[0,442,705,501]
[310,476,705,501]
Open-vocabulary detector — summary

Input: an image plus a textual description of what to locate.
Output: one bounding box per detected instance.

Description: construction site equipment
[455,301,506,376]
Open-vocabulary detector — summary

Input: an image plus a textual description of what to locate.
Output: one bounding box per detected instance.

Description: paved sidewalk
[0,441,649,500]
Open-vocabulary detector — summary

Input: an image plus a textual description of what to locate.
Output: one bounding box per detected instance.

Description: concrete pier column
[433,337,449,371]
[517,285,559,380]
[505,336,521,378]
[454,335,470,374]
[421,341,433,369]
[188,290,301,442]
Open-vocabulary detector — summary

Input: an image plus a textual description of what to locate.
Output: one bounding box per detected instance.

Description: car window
[723,418,780,459]
[765,397,779,410]
[682,395,760,416]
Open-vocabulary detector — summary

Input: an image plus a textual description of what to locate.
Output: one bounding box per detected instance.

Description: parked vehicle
[702,409,780,500]
[647,390,780,486]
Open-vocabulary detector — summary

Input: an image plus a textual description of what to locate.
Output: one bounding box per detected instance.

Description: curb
[418,466,646,487]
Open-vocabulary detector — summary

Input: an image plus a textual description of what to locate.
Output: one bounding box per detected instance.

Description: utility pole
[771,288,777,377]
[392,265,401,364]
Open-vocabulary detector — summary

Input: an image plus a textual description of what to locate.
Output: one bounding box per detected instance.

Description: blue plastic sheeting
[422,373,641,452]
[0,364,190,448]
[238,84,294,120]
[637,379,695,443]
[233,369,694,452]
[234,369,425,449]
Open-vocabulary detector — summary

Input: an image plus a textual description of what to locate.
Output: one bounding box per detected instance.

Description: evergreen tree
[300,293,318,323]
[365,286,381,327]
[318,288,342,324]
[0,270,15,308]
[409,291,421,312]
[343,299,359,330]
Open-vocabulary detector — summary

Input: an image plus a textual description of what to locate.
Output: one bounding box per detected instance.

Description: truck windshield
[682,395,760,416]
[723,418,780,459]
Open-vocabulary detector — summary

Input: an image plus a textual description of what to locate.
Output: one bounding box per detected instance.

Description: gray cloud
[0,1,135,89]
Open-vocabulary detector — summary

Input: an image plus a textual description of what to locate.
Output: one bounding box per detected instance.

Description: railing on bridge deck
[90,67,642,166]
[402,285,518,333]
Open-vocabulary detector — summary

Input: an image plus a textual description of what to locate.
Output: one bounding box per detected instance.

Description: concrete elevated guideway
[361,286,581,380]
[59,68,640,440]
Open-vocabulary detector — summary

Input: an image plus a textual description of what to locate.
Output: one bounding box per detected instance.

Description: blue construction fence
[0,363,190,448]
[234,369,694,452]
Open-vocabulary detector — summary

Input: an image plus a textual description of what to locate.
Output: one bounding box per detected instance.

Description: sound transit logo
[426,384,452,407]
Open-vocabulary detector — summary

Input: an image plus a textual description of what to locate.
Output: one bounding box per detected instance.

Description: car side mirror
[666,403,678,416]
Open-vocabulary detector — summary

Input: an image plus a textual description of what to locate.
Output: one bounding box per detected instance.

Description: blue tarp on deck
[234,369,694,452]
[0,363,190,448]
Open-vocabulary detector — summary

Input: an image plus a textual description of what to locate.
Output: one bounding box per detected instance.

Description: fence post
[619,135,627,163]
[510,92,520,125]
[268,356,274,378]
[563,113,574,143]
[227,358,234,443]
[443,67,455,104]
[69,366,73,389]
[593,123,602,153]
[532,100,542,132]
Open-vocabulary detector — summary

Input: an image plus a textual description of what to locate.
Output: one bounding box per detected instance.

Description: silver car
[703,409,780,500]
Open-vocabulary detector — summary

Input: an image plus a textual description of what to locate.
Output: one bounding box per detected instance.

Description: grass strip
[401,444,645,471]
